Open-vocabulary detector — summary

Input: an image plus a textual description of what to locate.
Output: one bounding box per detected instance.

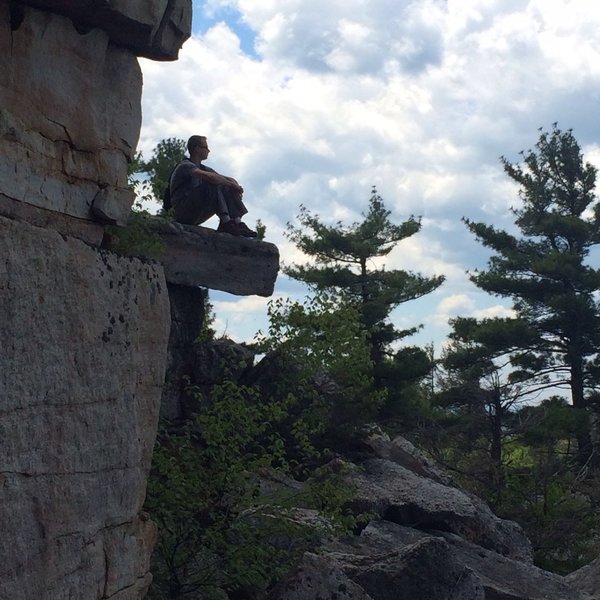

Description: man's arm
[190,167,243,192]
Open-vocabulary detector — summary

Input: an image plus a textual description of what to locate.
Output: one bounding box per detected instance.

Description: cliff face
[0,3,181,597]
[0,216,170,599]
[0,1,278,598]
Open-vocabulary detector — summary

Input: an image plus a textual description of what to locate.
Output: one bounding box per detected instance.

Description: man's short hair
[187,135,207,153]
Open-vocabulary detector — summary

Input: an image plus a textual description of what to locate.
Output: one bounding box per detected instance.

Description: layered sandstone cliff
[0,2,278,598]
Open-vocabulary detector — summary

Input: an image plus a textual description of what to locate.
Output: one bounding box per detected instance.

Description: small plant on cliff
[105,202,166,258]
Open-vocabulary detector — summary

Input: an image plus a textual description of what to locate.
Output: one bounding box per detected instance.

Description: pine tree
[436,316,538,500]
[464,125,600,468]
[285,188,444,398]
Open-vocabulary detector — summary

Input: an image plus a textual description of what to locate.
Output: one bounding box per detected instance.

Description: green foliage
[104,146,177,258]
[421,129,600,568]
[464,126,600,391]
[519,396,589,449]
[127,151,155,206]
[140,137,187,204]
[463,125,600,467]
[146,382,321,599]
[255,219,267,241]
[422,390,600,574]
[146,294,377,597]
[284,188,444,426]
[105,202,166,258]
[285,189,444,358]
[377,345,435,425]
[256,292,385,452]
[498,444,600,574]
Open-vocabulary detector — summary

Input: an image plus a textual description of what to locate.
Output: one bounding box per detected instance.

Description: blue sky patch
[192,1,258,58]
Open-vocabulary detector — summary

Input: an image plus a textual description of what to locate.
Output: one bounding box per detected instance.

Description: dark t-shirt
[169,158,216,206]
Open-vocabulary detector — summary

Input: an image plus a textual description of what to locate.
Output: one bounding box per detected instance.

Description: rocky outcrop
[270,431,596,600]
[15,0,191,60]
[161,284,210,421]
[0,0,188,233]
[275,519,584,600]
[274,537,486,600]
[1,2,143,228]
[160,285,257,421]
[0,0,241,597]
[1,0,280,595]
[0,216,170,599]
[347,457,531,562]
[566,556,600,600]
[146,219,280,297]
[162,312,256,420]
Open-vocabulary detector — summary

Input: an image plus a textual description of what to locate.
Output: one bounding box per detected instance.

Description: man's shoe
[237,222,258,238]
[217,220,240,236]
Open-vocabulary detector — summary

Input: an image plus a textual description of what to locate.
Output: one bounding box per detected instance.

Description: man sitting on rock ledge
[167,135,257,237]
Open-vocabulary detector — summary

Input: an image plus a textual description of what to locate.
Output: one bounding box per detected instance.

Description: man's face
[193,140,210,160]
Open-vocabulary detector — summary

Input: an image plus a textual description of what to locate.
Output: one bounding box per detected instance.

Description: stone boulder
[347,455,532,562]
[271,552,376,600]
[271,433,594,599]
[272,537,485,600]
[365,429,452,485]
[275,519,585,600]
[566,556,600,600]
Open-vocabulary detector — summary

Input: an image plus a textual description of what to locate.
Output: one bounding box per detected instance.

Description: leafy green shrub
[145,292,382,597]
[498,454,600,574]
[146,381,308,598]
[256,293,385,453]
[146,377,363,598]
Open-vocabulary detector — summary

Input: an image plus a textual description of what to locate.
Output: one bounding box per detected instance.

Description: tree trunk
[569,351,597,470]
[489,386,504,501]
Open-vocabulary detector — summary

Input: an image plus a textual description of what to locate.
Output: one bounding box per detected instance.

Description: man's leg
[175,185,239,235]
[222,189,257,237]
[214,187,241,235]
[173,185,216,225]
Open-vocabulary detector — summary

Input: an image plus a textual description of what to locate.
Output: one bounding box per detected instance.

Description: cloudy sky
[138,0,600,352]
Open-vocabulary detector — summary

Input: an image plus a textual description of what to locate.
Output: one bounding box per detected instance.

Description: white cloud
[139,0,600,349]
[211,294,274,342]
[435,294,475,325]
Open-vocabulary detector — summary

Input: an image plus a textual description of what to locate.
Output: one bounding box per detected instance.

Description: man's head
[187,135,208,153]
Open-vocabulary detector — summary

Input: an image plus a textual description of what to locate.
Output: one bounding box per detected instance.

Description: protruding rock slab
[149,219,280,297]
[0,215,171,599]
[14,0,192,59]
